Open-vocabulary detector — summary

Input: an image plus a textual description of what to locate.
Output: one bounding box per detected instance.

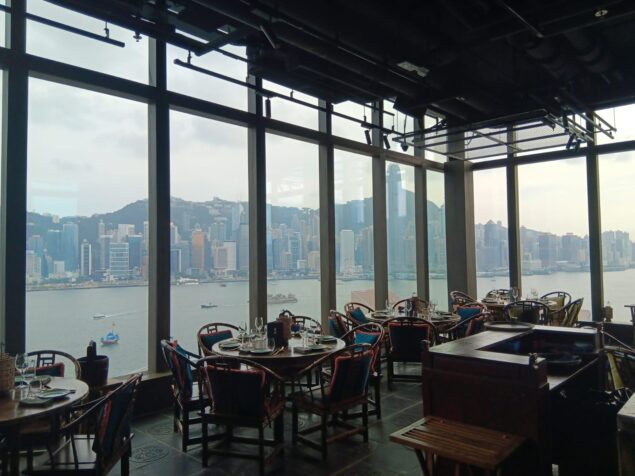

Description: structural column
[414,120,430,301]
[147,35,171,372]
[506,129,522,293]
[444,156,477,298]
[247,64,267,326]
[1,0,28,354]
[372,102,388,309]
[318,100,336,327]
[586,127,603,321]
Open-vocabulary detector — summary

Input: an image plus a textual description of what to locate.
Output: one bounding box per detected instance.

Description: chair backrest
[562,298,584,327]
[326,345,374,404]
[342,323,385,371]
[386,317,435,361]
[344,302,373,325]
[291,315,323,334]
[392,297,429,314]
[93,373,142,473]
[606,346,635,391]
[540,291,572,308]
[328,310,354,340]
[161,339,196,400]
[197,356,282,421]
[197,322,240,356]
[486,289,511,300]
[456,302,485,322]
[279,309,294,319]
[27,349,81,378]
[450,290,476,307]
[503,300,550,324]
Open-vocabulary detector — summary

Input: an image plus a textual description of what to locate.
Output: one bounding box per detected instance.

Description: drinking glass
[300,328,308,348]
[268,338,276,351]
[430,298,437,317]
[15,353,28,388]
[23,359,36,397]
[255,316,264,337]
[238,321,247,347]
[511,287,520,302]
[385,299,390,312]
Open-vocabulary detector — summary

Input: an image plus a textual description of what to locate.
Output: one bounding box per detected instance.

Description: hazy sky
[19,1,635,238]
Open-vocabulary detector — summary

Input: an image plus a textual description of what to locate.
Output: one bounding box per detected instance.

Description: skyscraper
[61,222,79,274]
[340,229,355,273]
[80,239,92,276]
[109,242,130,278]
[126,234,143,272]
[191,228,206,274]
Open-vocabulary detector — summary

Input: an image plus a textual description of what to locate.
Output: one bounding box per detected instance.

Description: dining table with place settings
[0,377,89,476]
[210,335,346,380]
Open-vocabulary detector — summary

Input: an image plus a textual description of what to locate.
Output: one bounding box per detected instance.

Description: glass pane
[383,100,414,155]
[334,150,374,309]
[427,171,448,310]
[596,105,635,145]
[473,168,509,298]
[518,158,591,316]
[26,78,148,376]
[167,44,247,110]
[600,152,635,322]
[333,101,367,143]
[266,134,320,319]
[263,81,318,130]
[169,111,249,351]
[386,162,416,307]
[27,1,148,83]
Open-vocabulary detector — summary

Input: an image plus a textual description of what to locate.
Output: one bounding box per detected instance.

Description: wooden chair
[291,344,374,459]
[27,373,142,476]
[327,310,356,342]
[344,302,374,325]
[20,350,82,471]
[392,297,429,315]
[160,339,204,452]
[449,290,476,309]
[540,291,572,308]
[439,311,489,343]
[291,315,323,334]
[503,300,550,325]
[196,322,240,356]
[561,298,584,327]
[606,345,635,391]
[384,317,435,389]
[27,350,81,378]
[485,288,511,301]
[196,355,285,475]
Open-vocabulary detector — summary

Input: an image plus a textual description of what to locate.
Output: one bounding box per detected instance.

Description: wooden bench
[390,416,525,476]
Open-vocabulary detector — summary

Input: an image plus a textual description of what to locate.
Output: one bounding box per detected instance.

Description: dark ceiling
[49,0,635,127]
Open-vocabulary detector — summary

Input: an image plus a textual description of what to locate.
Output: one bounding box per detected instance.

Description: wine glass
[238,321,247,346]
[23,359,36,397]
[255,316,264,337]
[15,353,28,389]
[511,287,520,302]
[429,298,438,317]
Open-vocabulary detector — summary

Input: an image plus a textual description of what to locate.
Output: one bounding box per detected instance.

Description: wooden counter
[422,325,602,475]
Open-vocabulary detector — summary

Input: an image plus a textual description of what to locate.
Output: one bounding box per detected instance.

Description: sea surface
[26,270,635,376]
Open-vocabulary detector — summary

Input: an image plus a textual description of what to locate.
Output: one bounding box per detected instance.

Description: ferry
[93,313,106,320]
[267,293,298,304]
[201,303,218,309]
[101,325,119,345]
[176,278,199,285]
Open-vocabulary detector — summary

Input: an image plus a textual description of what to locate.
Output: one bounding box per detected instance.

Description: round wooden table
[0,377,89,476]
[211,336,346,380]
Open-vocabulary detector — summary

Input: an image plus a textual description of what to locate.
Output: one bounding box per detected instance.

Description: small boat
[93,313,106,320]
[101,325,119,345]
[201,303,218,309]
[220,283,227,287]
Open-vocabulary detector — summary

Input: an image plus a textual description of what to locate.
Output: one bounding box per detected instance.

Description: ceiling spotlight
[364,129,372,146]
[383,134,391,149]
[400,143,409,152]
[133,31,142,42]
[594,8,609,18]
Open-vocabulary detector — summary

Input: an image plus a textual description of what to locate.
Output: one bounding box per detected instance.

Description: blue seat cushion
[200,330,233,350]
[457,307,481,321]
[351,307,368,323]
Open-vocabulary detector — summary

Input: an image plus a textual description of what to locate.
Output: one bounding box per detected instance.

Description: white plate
[38,389,72,400]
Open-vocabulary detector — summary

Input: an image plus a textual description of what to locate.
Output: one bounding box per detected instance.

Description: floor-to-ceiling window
[266,134,320,319]
[473,168,509,298]
[334,150,374,309]
[169,111,249,351]
[26,79,148,376]
[386,162,416,305]
[599,151,635,322]
[427,170,448,310]
[518,158,591,315]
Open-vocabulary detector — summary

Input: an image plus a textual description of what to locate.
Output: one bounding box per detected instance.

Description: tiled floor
[128,370,425,476]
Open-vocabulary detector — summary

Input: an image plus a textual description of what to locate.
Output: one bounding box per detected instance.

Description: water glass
[268,338,276,351]
[23,359,36,397]
[15,353,28,388]
[255,316,264,337]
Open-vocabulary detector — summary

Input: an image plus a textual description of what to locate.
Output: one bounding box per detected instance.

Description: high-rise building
[308,250,320,273]
[61,222,79,274]
[98,235,111,272]
[109,242,130,278]
[191,228,206,274]
[80,239,92,276]
[386,163,406,273]
[238,223,249,271]
[98,219,105,239]
[117,224,135,242]
[45,229,62,261]
[340,229,355,273]
[126,234,143,271]
[25,250,42,282]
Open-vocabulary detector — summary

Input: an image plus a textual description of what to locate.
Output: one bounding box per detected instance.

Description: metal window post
[506,129,522,292]
[372,102,388,309]
[414,120,430,301]
[586,122,603,321]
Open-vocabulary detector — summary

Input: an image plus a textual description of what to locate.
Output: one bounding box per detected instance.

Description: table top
[211,336,345,364]
[0,377,88,427]
[367,310,459,325]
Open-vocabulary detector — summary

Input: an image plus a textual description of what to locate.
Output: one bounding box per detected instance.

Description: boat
[201,303,218,309]
[267,293,298,304]
[93,313,106,320]
[101,325,119,345]
[220,283,227,287]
